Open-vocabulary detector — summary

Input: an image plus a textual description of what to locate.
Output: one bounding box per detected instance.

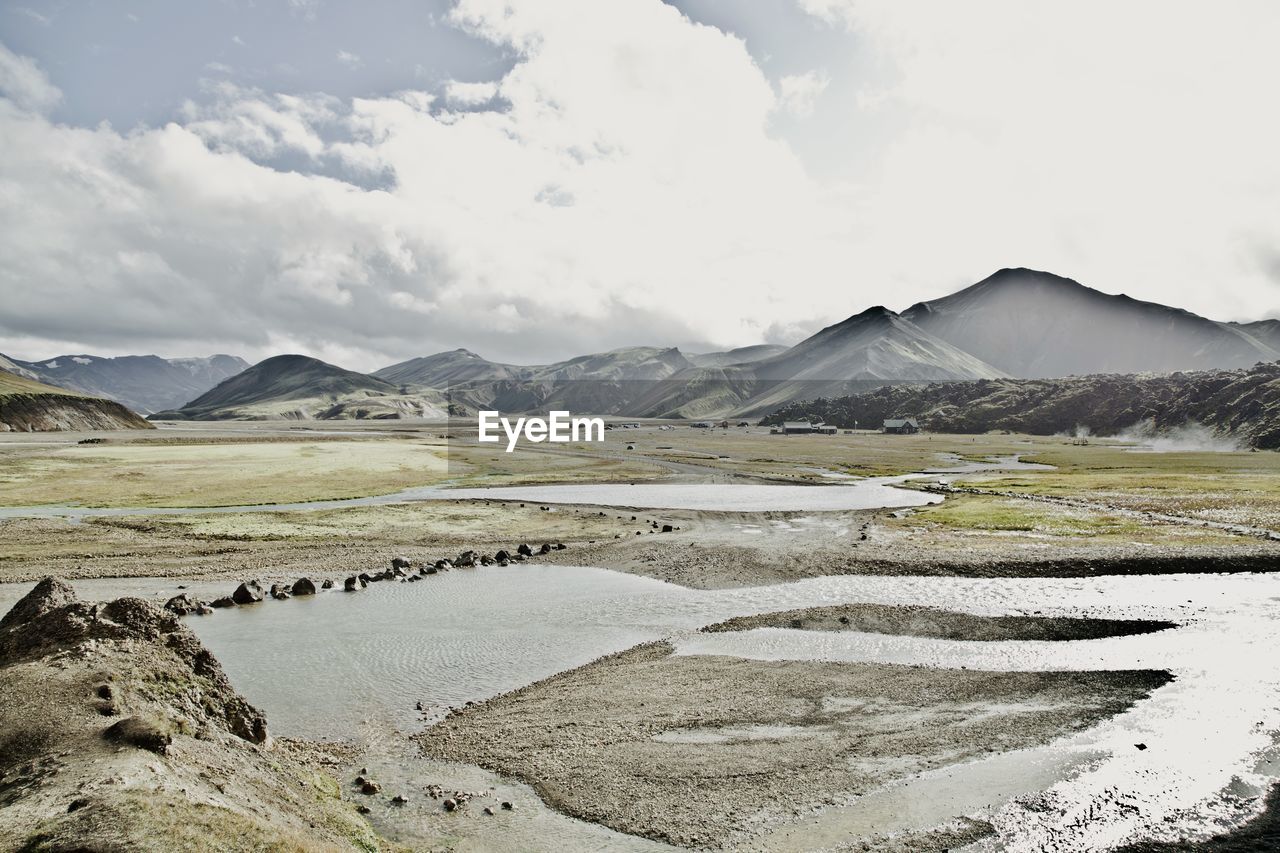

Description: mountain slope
[373,349,526,387]
[630,308,1007,418]
[151,354,446,421]
[0,371,153,431]
[686,345,788,368]
[3,353,249,414]
[763,362,1280,449]
[902,268,1280,377]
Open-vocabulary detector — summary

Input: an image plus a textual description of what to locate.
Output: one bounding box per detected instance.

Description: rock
[358,572,374,584]
[0,577,78,631]
[423,565,438,575]
[361,780,382,795]
[480,555,495,566]
[292,578,317,596]
[517,543,533,557]
[67,798,90,813]
[193,605,214,616]
[1135,742,1148,751]
[456,550,478,567]
[494,550,511,563]
[163,593,204,616]
[391,556,412,569]
[539,543,553,554]
[268,584,290,601]
[344,576,365,592]
[483,806,495,816]
[661,524,673,533]
[210,596,237,609]
[501,801,514,810]
[356,805,371,814]
[103,715,173,754]
[554,542,566,550]
[392,794,409,805]
[321,579,334,589]
[231,580,264,605]
[443,798,458,811]
[434,559,453,571]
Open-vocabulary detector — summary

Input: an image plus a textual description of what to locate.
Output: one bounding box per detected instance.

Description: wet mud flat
[416,639,1171,850]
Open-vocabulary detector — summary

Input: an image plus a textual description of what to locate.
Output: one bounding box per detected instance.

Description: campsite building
[882,418,920,435]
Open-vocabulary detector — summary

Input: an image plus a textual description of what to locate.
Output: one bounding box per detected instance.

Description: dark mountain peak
[901,269,1280,377]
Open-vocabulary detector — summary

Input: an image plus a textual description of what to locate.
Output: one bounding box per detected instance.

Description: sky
[2,0,1279,371]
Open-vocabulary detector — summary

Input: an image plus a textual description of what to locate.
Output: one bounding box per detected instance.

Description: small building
[814,423,838,435]
[882,418,920,435]
[782,421,813,434]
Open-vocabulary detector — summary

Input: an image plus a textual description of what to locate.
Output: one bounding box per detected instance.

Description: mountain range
[5,268,1278,425]
[0,353,248,415]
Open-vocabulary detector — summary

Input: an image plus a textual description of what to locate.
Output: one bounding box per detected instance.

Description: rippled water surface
[5,566,1280,850]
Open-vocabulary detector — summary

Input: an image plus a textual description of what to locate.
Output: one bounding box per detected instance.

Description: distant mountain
[901,268,1280,377]
[686,345,788,368]
[150,354,446,421]
[629,307,1007,418]
[1231,319,1280,352]
[762,361,1280,449]
[0,370,153,432]
[2,353,249,414]
[373,349,524,387]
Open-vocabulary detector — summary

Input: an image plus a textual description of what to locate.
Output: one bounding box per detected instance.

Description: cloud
[14,7,51,26]
[443,79,498,106]
[777,70,828,117]
[3,0,1280,371]
[336,49,362,69]
[0,6,849,369]
[0,43,61,112]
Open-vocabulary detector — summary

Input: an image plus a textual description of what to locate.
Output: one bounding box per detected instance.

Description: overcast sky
[2,0,1279,370]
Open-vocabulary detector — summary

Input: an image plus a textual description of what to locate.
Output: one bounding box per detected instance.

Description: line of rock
[162,541,569,616]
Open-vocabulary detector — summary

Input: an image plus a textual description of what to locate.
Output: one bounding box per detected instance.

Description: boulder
[661,524,673,533]
[103,715,173,755]
[231,580,264,605]
[455,550,478,567]
[554,542,566,550]
[268,584,290,601]
[361,780,382,795]
[358,573,373,584]
[163,593,204,616]
[210,596,237,609]
[539,543,553,554]
[423,565,438,575]
[344,576,365,592]
[291,578,317,596]
[321,579,334,589]
[434,559,453,571]
[494,550,511,563]
[517,543,533,557]
[479,555,494,566]
[391,556,412,570]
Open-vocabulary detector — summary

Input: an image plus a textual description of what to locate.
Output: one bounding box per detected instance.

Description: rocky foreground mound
[0,579,377,851]
[763,361,1280,448]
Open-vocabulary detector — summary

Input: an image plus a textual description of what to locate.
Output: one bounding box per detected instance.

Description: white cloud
[3,0,1280,369]
[777,70,828,117]
[0,43,61,113]
[443,79,498,106]
[336,49,362,69]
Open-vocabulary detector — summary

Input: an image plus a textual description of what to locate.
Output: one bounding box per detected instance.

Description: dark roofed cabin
[882,418,920,435]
